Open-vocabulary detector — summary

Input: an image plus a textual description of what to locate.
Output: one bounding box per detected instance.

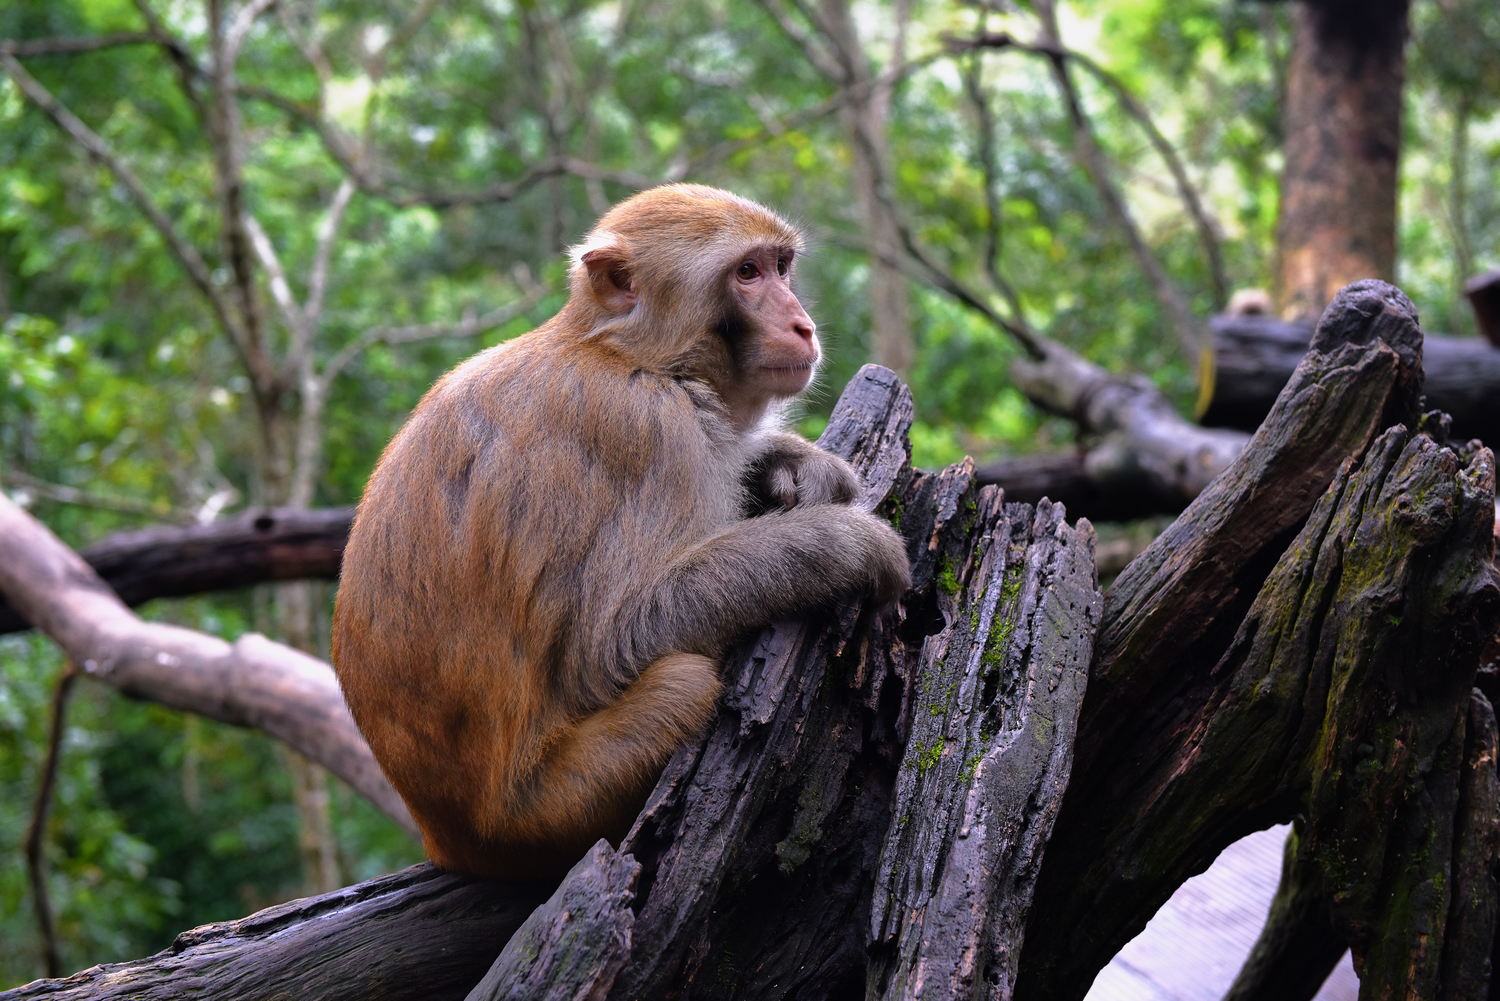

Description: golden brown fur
[332,185,909,878]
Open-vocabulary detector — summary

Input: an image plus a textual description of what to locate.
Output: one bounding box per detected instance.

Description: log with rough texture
[2,864,551,1001]
[465,841,637,1001]
[1201,312,1500,446]
[867,497,1099,999]
[598,365,1099,1000]
[0,491,414,835]
[1017,282,1500,1001]
[0,506,354,635]
[1213,439,1500,1001]
[971,451,1185,522]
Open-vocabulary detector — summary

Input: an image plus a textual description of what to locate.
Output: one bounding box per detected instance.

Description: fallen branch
[1201,312,1500,446]
[1006,342,1249,508]
[0,492,413,835]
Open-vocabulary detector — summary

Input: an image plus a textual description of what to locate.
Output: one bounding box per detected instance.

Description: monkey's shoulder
[391,333,731,500]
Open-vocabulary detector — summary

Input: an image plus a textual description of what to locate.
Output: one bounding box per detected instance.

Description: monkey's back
[332,324,737,862]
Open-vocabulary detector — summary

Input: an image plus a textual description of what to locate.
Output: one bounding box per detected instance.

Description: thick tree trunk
[1274,0,1410,320]
[1201,313,1500,446]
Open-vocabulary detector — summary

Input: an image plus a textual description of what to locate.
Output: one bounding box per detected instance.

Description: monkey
[331,184,911,880]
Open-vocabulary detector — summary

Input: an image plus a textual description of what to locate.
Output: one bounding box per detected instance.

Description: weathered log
[603,365,1100,999]
[464,842,636,1001]
[0,506,354,635]
[0,864,551,1001]
[1201,312,1500,445]
[971,451,1188,522]
[0,492,414,834]
[1016,281,1500,1000]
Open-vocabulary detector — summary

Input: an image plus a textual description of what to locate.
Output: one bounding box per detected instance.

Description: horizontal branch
[1201,313,1500,447]
[0,33,157,56]
[2,470,178,520]
[8,863,551,1001]
[0,492,414,835]
[0,506,354,635]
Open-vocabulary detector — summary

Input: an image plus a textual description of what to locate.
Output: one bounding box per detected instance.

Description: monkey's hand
[748,432,860,511]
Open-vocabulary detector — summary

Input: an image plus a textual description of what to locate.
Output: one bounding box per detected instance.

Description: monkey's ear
[580,244,636,314]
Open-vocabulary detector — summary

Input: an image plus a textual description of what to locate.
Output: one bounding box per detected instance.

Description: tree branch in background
[0,492,416,837]
[953,30,1228,312]
[987,4,1207,371]
[25,661,77,980]
[206,0,276,404]
[321,271,548,383]
[2,469,181,521]
[962,43,1032,327]
[0,52,254,375]
[0,34,157,56]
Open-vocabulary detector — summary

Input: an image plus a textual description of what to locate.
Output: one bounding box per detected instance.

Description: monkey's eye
[776,256,789,276]
[737,261,761,281]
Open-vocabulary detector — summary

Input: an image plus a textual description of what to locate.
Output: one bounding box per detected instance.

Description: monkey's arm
[745,431,860,511]
[614,505,909,672]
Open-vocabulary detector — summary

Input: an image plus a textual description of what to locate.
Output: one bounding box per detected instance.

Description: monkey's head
[564,184,818,430]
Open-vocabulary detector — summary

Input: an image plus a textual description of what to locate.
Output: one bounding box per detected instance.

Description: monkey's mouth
[761,361,816,374]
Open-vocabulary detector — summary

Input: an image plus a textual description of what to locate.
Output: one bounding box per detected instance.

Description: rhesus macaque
[332,184,911,879]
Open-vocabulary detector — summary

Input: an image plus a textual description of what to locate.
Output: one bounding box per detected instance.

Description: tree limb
[25,661,77,980]
[2,469,179,520]
[954,29,1228,310]
[321,276,547,384]
[1009,4,1206,369]
[0,34,157,56]
[0,52,246,363]
[0,492,416,836]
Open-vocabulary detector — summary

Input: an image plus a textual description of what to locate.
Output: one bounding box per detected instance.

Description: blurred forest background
[0,0,1497,985]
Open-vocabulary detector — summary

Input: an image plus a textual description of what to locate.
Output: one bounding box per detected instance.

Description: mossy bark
[1017,282,1500,1001]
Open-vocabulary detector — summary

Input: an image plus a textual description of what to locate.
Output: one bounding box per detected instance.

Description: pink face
[731,245,819,401]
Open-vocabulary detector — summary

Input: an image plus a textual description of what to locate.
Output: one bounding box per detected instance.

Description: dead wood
[1201,312,1500,446]
[11,293,1496,1001]
[1016,280,1500,1000]
[1,864,551,1001]
[5,364,1102,1001]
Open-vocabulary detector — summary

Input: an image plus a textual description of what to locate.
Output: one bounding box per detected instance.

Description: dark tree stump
[1016,282,1500,1001]
[3,365,1102,1001]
